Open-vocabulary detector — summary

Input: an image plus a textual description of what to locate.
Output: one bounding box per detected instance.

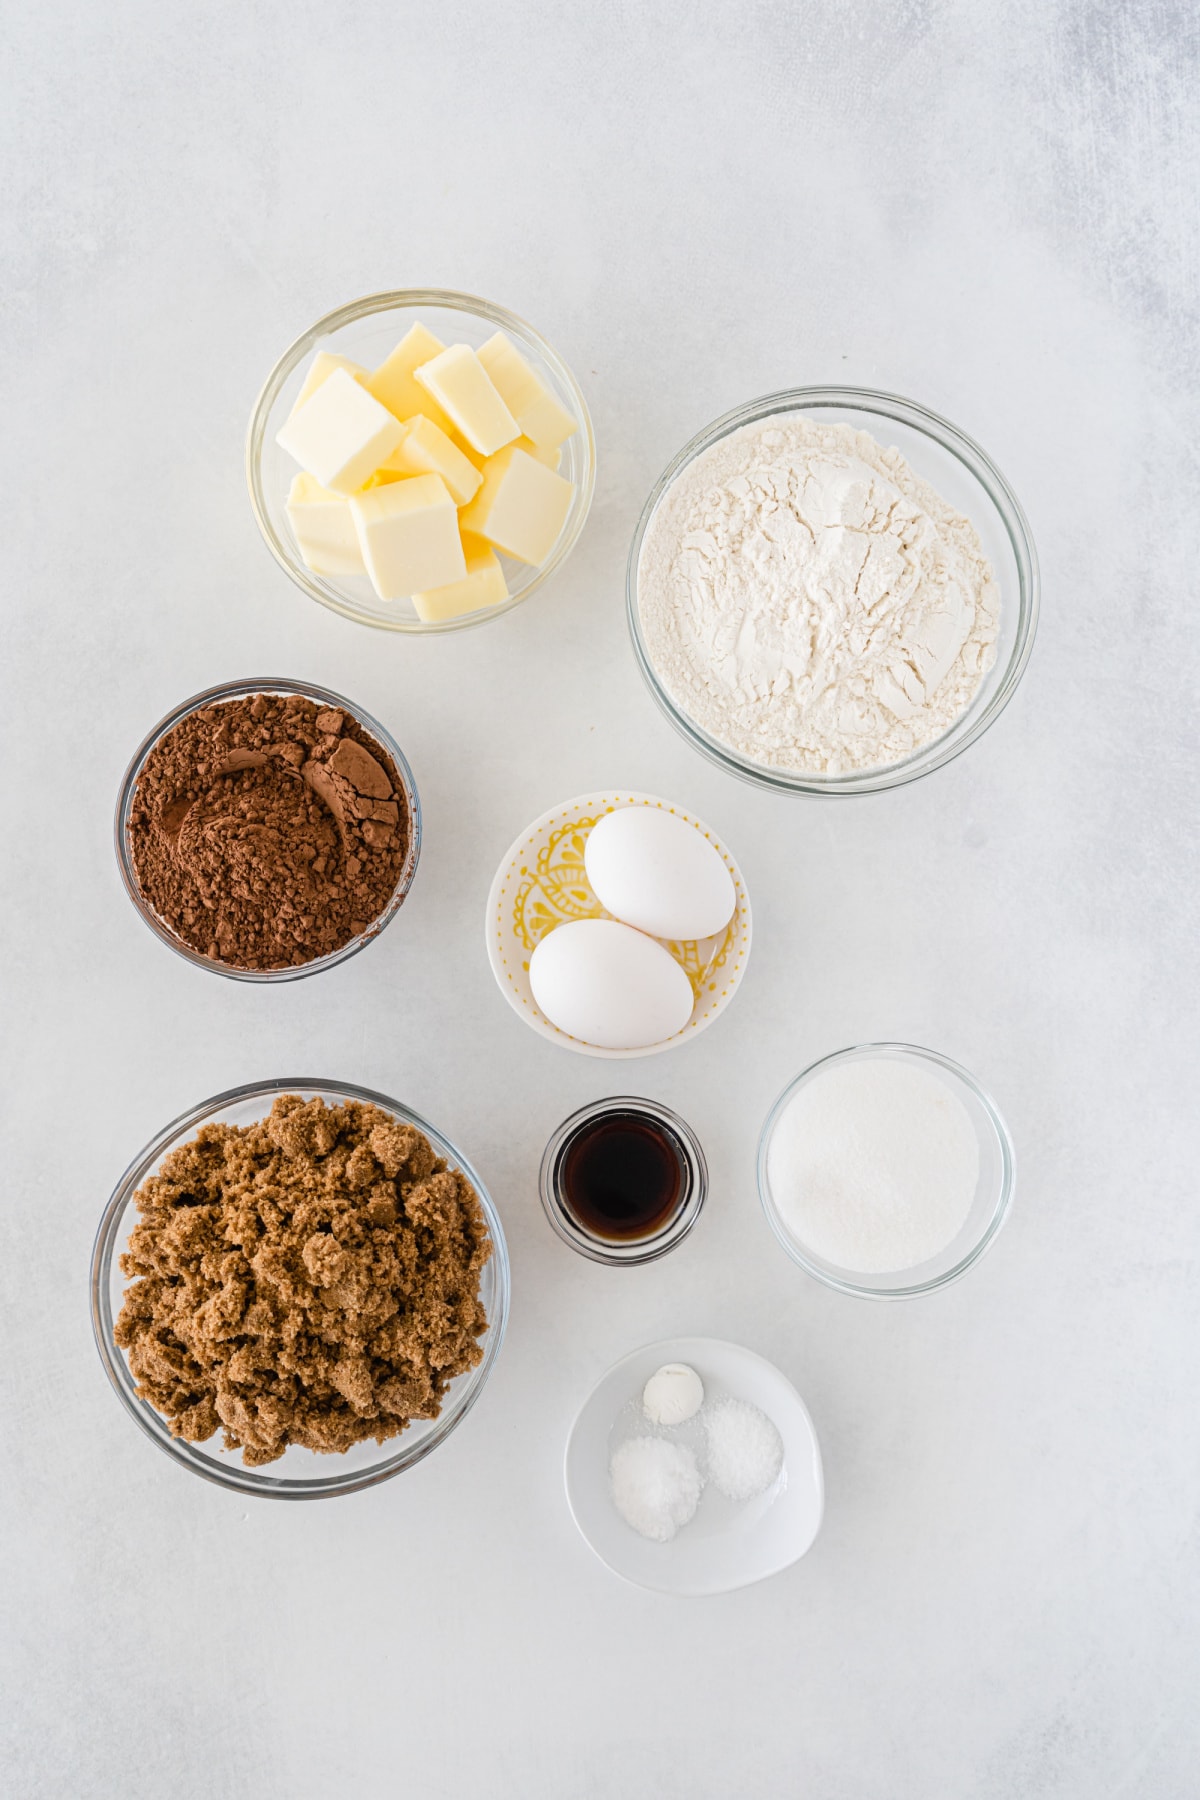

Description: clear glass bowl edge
[90,1076,511,1499]
[625,385,1041,797]
[538,1095,709,1266]
[755,1041,1016,1298]
[113,675,422,983]
[246,288,597,635]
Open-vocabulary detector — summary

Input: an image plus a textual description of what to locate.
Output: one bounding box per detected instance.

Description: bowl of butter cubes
[247,290,596,632]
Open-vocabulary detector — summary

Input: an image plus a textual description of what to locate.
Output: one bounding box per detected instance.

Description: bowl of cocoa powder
[91,1079,510,1498]
[115,679,420,979]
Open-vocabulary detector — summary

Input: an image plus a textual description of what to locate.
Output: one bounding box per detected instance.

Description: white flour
[636,417,1000,776]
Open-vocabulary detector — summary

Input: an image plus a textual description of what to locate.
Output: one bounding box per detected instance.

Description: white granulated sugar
[610,1435,703,1542]
[637,417,999,775]
[767,1058,980,1273]
[703,1397,783,1502]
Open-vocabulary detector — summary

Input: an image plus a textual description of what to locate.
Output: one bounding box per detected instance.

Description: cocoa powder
[114,1095,492,1466]
[127,692,411,969]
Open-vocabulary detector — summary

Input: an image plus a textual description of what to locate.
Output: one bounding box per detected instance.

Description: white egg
[528,919,695,1050]
[584,807,737,942]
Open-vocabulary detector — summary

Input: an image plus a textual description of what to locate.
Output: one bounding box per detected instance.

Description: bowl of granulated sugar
[757,1043,1015,1298]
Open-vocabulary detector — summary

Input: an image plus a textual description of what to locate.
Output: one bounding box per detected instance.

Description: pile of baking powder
[636,417,1000,776]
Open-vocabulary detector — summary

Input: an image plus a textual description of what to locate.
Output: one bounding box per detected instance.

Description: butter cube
[365,322,446,422]
[413,535,508,623]
[365,323,482,464]
[276,368,405,495]
[458,445,574,565]
[414,344,520,457]
[476,332,577,449]
[289,351,368,418]
[285,472,365,576]
[512,435,561,469]
[380,415,482,505]
[349,473,466,600]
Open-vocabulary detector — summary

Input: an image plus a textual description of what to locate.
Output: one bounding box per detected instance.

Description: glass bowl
[756,1043,1015,1298]
[627,387,1039,795]
[538,1096,708,1266]
[114,676,421,983]
[91,1078,511,1499]
[247,289,596,632]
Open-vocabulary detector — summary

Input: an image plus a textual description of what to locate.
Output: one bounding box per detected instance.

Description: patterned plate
[485,791,752,1059]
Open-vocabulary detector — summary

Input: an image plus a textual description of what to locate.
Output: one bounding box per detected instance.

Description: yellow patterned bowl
[485,791,752,1059]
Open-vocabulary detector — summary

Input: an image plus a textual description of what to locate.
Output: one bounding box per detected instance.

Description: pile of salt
[704,1397,783,1501]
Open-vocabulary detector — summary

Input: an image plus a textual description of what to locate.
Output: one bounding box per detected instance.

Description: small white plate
[564,1336,823,1595]
[485,792,752,1059]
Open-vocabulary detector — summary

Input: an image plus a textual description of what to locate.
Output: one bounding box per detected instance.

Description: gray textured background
[3,3,1198,1795]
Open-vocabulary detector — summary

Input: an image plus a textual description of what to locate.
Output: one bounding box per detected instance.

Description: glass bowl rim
[90,1075,511,1498]
[246,287,597,634]
[538,1094,708,1266]
[626,384,1040,796]
[755,1041,1016,1298]
[113,675,422,983]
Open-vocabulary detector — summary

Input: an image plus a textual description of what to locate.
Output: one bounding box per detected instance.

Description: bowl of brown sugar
[91,1079,510,1498]
[115,678,420,979]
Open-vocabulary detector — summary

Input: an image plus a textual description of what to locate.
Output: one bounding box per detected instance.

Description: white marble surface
[2,4,1197,1795]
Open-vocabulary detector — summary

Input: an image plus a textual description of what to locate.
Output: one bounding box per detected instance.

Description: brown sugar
[126,692,412,969]
[114,1096,492,1466]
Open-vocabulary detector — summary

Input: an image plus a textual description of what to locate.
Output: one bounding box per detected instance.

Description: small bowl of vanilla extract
[538,1097,707,1266]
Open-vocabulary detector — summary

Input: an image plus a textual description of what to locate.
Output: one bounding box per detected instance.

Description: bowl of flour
[628,388,1038,794]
